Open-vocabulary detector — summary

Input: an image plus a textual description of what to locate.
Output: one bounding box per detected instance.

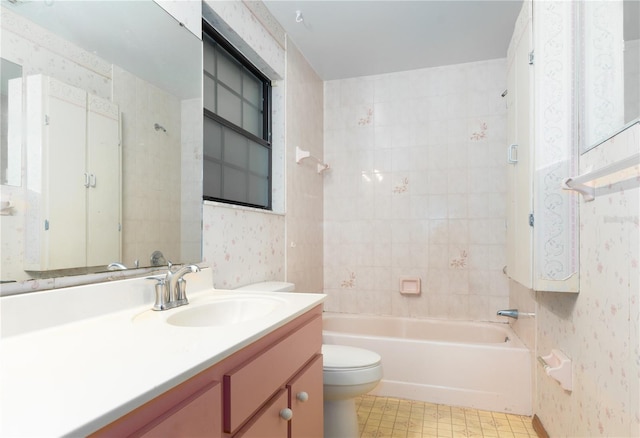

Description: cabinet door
[506,14,534,288]
[43,77,88,270]
[287,355,323,438]
[86,95,121,266]
[233,389,289,438]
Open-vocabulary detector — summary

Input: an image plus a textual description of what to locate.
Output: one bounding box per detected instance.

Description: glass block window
[202,21,272,209]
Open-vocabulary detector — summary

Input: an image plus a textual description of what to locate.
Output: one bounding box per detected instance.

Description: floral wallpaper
[202,204,285,290]
[508,3,640,434]
[535,121,639,437]
[323,58,510,321]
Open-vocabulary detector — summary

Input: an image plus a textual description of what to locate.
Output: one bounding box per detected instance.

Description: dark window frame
[202,20,272,210]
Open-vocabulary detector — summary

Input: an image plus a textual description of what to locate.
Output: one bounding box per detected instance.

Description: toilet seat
[322,344,383,386]
[322,344,381,370]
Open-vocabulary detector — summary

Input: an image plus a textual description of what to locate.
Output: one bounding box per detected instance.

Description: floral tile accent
[450,250,468,268]
[470,121,488,141]
[358,108,374,126]
[393,177,409,193]
[341,272,356,288]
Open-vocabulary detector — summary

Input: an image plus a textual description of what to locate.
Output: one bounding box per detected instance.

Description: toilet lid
[322,344,381,370]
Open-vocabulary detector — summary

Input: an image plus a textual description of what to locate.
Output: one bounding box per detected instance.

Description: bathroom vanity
[0,269,325,437]
[93,308,322,437]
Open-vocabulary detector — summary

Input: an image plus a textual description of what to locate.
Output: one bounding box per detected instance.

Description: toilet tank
[235,281,295,292]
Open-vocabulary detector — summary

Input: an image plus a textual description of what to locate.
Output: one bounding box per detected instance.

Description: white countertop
[0,270,325,437]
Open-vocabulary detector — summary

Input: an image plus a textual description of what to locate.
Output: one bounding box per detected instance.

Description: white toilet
[236,282,383,438]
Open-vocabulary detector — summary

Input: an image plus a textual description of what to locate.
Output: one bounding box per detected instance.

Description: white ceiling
[263,0,525,80]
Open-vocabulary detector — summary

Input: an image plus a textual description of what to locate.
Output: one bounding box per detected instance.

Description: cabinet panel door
[506,15,533,288]
[86,95,121,266]
[233,389,288,438]
[287,355,323,438]
[46,84,87,270]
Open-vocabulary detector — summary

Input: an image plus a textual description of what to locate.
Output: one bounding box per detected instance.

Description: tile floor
[356,395,537,438]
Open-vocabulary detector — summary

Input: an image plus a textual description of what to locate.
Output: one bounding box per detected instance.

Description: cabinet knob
[279,408,293,421]
[296,391,309,402]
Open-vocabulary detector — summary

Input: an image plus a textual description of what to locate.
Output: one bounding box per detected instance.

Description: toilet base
[324,398,358,438]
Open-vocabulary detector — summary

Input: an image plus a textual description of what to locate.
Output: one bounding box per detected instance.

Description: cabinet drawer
[224,314,322,433]
[133,381,221,438]
[232,389,289,438]
[92,376,221,438]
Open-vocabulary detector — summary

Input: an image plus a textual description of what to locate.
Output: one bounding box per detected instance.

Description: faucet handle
[175,277,189,305]
[147,276,170,311]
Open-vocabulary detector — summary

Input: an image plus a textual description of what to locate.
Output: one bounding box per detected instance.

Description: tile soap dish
[538,349,572,391]
[399,277,421,295]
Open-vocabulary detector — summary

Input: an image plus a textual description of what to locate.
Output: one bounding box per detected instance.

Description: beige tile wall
[323,59,510,321]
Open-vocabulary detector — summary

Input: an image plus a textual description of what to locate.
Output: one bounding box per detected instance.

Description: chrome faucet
[496,309,535,319]
[107,262,127,270]
[149,262,200,311]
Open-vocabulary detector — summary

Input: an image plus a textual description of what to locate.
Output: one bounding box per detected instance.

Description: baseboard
[532,415,549,438]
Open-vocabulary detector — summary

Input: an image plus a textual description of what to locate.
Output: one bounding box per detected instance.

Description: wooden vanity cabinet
[230,354,323,438]
[91,306,323,438]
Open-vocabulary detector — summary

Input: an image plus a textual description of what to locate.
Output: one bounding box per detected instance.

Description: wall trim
[532,414,550,438]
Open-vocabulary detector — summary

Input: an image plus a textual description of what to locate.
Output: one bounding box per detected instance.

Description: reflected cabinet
[24,75,121,271]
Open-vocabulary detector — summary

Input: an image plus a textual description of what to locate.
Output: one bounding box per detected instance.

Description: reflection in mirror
[1,58,22,186]
[581,0,640,149]
[0,1,203,285]
[623,0,640,123]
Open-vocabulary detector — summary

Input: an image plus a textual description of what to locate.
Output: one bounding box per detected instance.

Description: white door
[86,95,121,267]
[45,78,87,270]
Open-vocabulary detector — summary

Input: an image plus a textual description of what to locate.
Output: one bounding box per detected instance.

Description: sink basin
[166,296,284,327]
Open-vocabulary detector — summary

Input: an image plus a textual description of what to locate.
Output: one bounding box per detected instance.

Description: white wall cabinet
[506,1,579,293]
[506,7,534,289]
[25,75,121,271]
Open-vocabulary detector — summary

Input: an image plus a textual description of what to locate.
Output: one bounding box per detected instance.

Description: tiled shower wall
[323,59,509,321]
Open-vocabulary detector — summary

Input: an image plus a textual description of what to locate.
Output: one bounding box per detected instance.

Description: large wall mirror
[0,1,203,284]
[580,0,640,150]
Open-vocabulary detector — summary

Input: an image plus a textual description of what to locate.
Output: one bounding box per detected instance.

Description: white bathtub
[322,312,532,415]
